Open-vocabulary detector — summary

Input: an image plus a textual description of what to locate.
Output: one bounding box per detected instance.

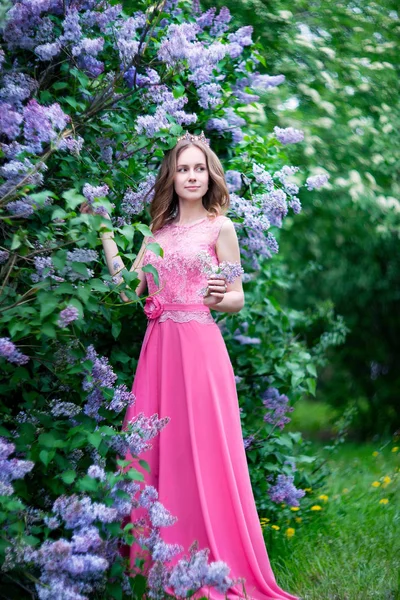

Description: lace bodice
[142,215,230,323]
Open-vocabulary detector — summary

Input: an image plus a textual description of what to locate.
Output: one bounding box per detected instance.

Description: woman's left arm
[205,219,245,314]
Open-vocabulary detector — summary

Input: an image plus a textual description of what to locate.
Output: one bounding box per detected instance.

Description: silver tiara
[176,131,210,147]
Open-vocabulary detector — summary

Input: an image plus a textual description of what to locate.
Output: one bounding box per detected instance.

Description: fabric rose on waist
[143,296,163,319]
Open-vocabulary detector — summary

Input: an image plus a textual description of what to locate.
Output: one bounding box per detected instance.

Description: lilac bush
[0,0,332,596]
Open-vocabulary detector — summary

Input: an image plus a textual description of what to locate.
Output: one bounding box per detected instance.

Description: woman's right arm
[80,202,148,300]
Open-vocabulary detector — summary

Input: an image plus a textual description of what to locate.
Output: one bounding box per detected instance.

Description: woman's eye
[178,167,205,172]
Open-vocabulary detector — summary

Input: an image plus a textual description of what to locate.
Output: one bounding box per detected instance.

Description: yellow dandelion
[372,451,379,456]
[304,487,312,492]
[342,488,349,493]
[318,494,329,502]
[392,447,399,453]
[310,505,322,511]
[379,498,389,504]
[285,527,295,538]
[281,503,286,508]
[290,506,300,511]
[295,517,302,523]
[271,525,280,530]
[383,476,391,484]
[371,481,381,487]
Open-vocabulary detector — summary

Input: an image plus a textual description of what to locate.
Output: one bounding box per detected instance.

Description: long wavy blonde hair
[144,139,230,233]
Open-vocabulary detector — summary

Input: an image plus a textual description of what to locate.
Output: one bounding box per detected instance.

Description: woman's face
[173,145,209,204]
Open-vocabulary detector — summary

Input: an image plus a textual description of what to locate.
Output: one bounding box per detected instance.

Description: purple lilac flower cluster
[156,19,233,112]
[196,250,244,297]
[49,399,82,419]
[166,540,236,598]
[30,492,118,600]
[120,172,156,222]
[136,489,236,599]
[261,387,295,430]
[228,192,276,268]
[267,473,305,508]
[0,156,47,201]
[306,173,330,190]
[111,412,170,457]
[5,193,53,218]
[135,84,197,139]
[206,107,246,144]
[57,305,80,328]
[0,337,29,366]
[57,248,99,283]
[0,250,10,264]
[82,344,135,421]
[225,160,304,268]
[273,125,304,145]
[0,437,34,496]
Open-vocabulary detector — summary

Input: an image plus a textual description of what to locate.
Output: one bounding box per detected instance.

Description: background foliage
[202,0,400,437]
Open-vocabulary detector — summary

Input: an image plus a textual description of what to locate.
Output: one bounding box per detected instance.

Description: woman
[81,132,298,600]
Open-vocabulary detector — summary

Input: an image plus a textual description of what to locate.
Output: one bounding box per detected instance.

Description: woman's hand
[203,274,228,307]
[79,201,111,226]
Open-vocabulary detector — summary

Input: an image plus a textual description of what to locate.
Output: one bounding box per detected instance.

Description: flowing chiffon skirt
[123,310,299,600]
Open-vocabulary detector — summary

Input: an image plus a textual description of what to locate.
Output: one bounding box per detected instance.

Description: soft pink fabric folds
[124,315,299,600]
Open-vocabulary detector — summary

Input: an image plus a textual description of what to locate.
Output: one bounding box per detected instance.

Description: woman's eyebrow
[177,162,207,167]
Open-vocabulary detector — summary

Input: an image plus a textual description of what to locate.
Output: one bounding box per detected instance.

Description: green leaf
[296,454,317,464]
[77,285,91,303]
[91,278,110,292]
[38,432,66,449]
[77,476,98,493]
[39,450,54,466]
[52,81,69,90]
[112,321,122,339]
[126,469,144,482]
[69,262,90,277]
[142,264,159,286]
[61,470,76,484]
[306,363,318,377]
[69,297,84,319]
[88,431,102,449]
[38,292,59,319]
[120,225,134,243]
[135,223,153,237]
[306,378,316,396]
[51,207,67,220]
[138,459,150,473]
[62,189,86,210]
[10,234,21,250]
[146,242,163,257]
[42,323,56,338]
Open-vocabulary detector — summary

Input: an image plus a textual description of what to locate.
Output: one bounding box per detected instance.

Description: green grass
[267,441,400,600]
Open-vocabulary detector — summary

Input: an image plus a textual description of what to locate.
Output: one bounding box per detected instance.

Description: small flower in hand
[197,251,244,298]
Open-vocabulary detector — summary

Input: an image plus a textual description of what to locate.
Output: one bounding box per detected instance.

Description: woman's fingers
[207,275,228,295]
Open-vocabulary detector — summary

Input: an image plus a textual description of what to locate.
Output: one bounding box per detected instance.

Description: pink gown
[123,214,299,600]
